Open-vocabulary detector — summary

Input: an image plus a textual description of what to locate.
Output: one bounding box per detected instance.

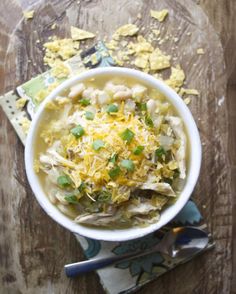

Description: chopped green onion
[133,145,144,155]
[173,169,180,179]
[136,102,147,111]
[155,146,166,158]
[108,166,121,179]
[164,178,173,185]
[107,104,118,113]
[80,98,90,106]
[85,111,95,120]
[64,195,79,204]
[145,116,154,128]
[92,139,105,151]
[78,181,86,192]
[97,190,112,202]
[109,153,118,163]
[57,175,72,188]
[120,128,135,144]
[71,124,85,138]
[121,159,135,172]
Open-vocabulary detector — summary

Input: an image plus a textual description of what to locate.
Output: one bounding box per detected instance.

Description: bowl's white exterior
[25,67,201,242]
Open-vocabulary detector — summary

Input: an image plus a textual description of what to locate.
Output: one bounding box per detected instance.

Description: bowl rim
[25,67,202,242]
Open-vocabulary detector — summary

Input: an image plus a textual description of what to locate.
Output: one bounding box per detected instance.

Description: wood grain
[0,0,235,293]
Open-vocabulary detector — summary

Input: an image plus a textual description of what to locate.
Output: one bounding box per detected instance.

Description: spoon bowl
[64,227,209,277]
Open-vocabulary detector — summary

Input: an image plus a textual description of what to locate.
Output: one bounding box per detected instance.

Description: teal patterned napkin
[75,200,213,294]
[0,41,214,294]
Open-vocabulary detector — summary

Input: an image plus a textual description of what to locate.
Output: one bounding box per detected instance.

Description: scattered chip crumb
[23,10,34,20]
[197,48,204,55]
[71,26,95,40]
[152,29,160,36]
[20,117,31,134]
[181,88,200,96]
[51,23,57,30]
[186,32,191,36]
[137,13,142,19]
[149,48,170,70]
[134,53,149,69]
[36,39,40,44]
[43,37,79,67]
[166,66,185,91]
[16,97,28,109]
[173,37,179,43]
[115,24,139,36]
[184,97,191,105]
[150,9,168,22]
[51,60,70,78]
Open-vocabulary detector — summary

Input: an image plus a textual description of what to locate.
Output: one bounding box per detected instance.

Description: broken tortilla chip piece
[150,9,169,22]
[166,66,185,91]
[23,10,34,20]
[149,48,170,70]
[115,24,139,37]
[71,26,95,40]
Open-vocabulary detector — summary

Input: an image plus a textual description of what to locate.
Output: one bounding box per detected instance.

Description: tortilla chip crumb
[150,9,168,22]
[197,48,204,55]
[20,117,31,134]
[137,13,142,19]
[184,97,191,105]
[23,10,34,20]
[71,26,95,40]
[166,66,185,91]
[149,48,170,70]
[116,24,139,37]
[181,88,200,96]
[51,23,57,30]
[16,97,28,109]
[51,60,70,78]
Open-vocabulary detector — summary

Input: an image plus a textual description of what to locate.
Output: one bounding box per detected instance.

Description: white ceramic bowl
[25,67,201,242]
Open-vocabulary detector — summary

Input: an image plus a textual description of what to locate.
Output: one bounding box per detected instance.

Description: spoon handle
[65,244,162,277]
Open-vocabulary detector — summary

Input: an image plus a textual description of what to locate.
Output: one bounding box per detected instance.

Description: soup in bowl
[25,67,201,241]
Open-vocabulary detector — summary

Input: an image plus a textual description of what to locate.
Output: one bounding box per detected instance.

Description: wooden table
[0,0,235,293]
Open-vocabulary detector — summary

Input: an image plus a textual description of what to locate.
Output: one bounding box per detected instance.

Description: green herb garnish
[120,128,135,144]
[78,181,86,192]
[85,111,95,120]
[145,116,154,128]
[92,139,105,151]
[97,190,112,202]
[164,178,173,185]
[57,175,72,188]
[64,195,79,204]
[121,159,135,172]
[109,153,118,164]
[108,166,121,179]
[136,102,147,111]
[133,145,144,155]
[80,98,91,106]
[155,146,166,158]
[107,104,118,113]
[71,124,85,138]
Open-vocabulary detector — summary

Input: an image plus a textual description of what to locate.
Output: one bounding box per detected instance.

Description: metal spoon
[65,227,208,277]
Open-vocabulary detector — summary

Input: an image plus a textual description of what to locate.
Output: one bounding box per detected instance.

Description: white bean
[147,99,157,116]
[68,83,85,99]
